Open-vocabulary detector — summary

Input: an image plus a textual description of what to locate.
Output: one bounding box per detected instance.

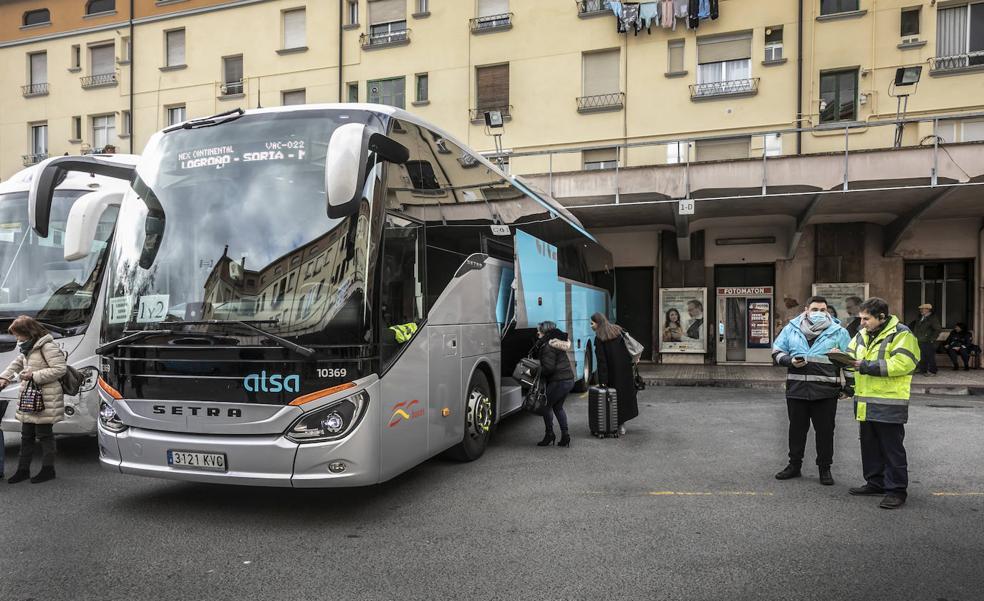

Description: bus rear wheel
[572,343,593,392]
[445,371,493,462]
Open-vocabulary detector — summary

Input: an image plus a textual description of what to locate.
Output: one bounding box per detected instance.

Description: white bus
[0,155,138,435]
[29,105,613,486]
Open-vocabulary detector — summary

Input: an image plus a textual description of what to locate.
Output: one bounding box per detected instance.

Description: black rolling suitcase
[589,386,619,438]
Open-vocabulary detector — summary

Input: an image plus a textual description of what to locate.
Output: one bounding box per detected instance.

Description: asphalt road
[1,387,982,601]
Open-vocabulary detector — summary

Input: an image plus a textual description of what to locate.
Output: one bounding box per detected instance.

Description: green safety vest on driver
[389,322,418,344]
[846,315,920,424]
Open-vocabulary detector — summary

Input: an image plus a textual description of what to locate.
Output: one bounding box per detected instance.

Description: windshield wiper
[165,320,316,358]
[97,329,173,355]
[163,108,245,133]
[35,321,75,337]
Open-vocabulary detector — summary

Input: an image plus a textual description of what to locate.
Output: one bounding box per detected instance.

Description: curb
[643,377,984,397]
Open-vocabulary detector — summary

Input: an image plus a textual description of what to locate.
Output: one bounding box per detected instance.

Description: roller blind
[283,90,306,106]
[478,0,508,17]
[166,29,185,66]
[369,0,405,24]
[697,32,752,64]
[476,64,509,109]
[284,9,306,49]
[582,50,619,96]
[224,56,243,83]
[695,137,750,162]
[90,44,114,75]
[30,52,47,85]
[583,148,617,164]
[668,40,685,73]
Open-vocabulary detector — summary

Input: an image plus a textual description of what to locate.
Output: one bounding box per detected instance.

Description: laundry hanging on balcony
[609,0,716,35]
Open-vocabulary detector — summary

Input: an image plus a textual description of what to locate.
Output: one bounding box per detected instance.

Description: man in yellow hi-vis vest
[387,322,418,344]
[844,297,920,510]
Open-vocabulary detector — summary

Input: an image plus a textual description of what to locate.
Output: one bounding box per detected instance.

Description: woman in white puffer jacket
[0,315,67,484]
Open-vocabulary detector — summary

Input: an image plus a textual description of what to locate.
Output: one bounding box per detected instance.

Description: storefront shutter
[697,32,752,64]
[695,137,750,162]
[90,44,114,75]
[369,0,405,24]
[478,0,508,17]
[477,64,509,109]
[582,50,619,97]
[284,9,305,48]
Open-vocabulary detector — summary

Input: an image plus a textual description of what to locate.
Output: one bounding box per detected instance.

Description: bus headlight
[286,391,367,443]
[99,401,127,433]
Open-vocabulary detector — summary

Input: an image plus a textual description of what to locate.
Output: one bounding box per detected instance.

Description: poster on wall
[811,283,869,337]
[747,298,773,348]
[658,287,707,354]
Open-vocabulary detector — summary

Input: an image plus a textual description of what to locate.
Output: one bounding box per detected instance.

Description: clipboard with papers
[826,350,856,367]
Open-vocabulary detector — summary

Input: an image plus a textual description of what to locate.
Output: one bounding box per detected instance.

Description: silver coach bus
[28,105,613,487]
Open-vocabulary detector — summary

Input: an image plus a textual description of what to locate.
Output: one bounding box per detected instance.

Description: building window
[90,44,115,76]
[667,39,685,73]
[166,105,186,126]
[120,36,131,63]
[473,0,511,31]
[666,141,692,164]
[282,89,306,105]
[368,76,406,108]
[581,49,620,97]
[92,114,116,151]
[765,26,783,61]
[935,4,984,70]
[900,7,920,37]
[30,123,48,157]
[819,69,858,123]
[222,55,244,95]
[476,63,509,115]
[283,8,306,49]
[347,0,358,25]
[71,45,81,70]
[904,261,971,328]
[368,19,409,45]
[86,0,115,15]
[820,0,858,16]
[696,32,753,95]
[415,73,428,102]
[121,110,131,135]
[583,148,618,171]
[23,9,50,26]
[165,29,185,67]
[347,82,359,102]
[29,51,47,87]
[71,116,82,141]
[695,137,750,162]
[417,0,428,13]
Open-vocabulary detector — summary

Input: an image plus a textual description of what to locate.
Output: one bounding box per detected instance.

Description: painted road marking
[585,491,775,497]
[932,492,984,497]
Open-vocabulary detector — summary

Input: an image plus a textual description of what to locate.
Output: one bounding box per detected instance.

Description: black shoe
[7,469,30,484]
[849,484,885,496]
[30,466,55,484]
[819,468,834,486]
[536,432,556,447]
[879,493,907,509]
[558,433,571,448]
[775,464,802,480]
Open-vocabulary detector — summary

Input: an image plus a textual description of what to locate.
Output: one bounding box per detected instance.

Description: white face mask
[808,311,828,325]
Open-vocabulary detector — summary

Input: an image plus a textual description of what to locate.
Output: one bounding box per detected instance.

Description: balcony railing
[80,73,117,89]
[22,83,49,97]
[360,28,411,49]
[22,153,48,167]
[577,92,625,113]
[690,77,760,100]
[470,106,512,122]
[577,0,612,16]
[220,80,244,96]
[930,50,984,73]
[470,13,512,33]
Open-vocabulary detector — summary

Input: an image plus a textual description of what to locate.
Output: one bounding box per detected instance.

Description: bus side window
[380,213,425,366]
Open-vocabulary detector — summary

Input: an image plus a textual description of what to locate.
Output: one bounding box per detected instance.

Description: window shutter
[478,0,508,17]
[224,56,243,83]
[284,9,305,48]
[583,148,617,164]
[697,32,752,64]
[369,0,405,24]
[582,50,619,96]
[283,90,306,105]
[30,53,47,85]
[695,137,750,162]
[477,64,509,109]
[668,40,685,73]
[166,30,185,66]
[937,7,968,57]
[90,45,114,75]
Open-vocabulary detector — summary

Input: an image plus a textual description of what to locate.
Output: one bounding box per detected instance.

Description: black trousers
[947,347,971,369]
[918,342,938,374]
[786,397,837,468]
[18,422,55,470]
[860,421,908,493]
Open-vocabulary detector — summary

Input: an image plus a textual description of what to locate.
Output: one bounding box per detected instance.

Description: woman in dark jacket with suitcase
[534,321,576,447]
[591,312,639,435]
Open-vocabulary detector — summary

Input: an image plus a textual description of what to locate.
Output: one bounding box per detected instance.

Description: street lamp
[890,65,922,148]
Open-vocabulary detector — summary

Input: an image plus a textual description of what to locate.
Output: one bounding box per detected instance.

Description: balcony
[22,153,48,167]
[360,28,410,50]
[930,50,984,76]
[219,80,244,97]
[690,78,759,101]
[577,0,612,17]
[80,73,117,89]
[470,106,512,123]
[577,92,625,114]
[470,13,512,34]
[22,83,49,97]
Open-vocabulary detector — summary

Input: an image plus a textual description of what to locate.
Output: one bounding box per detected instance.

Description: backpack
[39,345,85,396]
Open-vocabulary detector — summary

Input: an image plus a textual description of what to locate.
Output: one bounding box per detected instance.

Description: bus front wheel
[445,371,493,462]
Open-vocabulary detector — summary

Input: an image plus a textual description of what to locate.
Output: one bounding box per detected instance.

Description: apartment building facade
[2,0,983,364]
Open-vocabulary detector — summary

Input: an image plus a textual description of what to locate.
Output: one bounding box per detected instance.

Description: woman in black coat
[591,312,639,435]
[534,321,576,447]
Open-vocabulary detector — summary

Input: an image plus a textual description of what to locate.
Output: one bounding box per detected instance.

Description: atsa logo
[244,371,300,393]
[388,400,424,428]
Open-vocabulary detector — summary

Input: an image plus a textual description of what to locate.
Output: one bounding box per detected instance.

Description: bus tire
[572,343,593,392]
[445,370,493,462]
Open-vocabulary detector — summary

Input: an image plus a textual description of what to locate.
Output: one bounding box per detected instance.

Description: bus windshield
[0,190,117,333]
[102,109,384,347]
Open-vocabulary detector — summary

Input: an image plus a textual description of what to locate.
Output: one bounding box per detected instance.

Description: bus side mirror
[63,190,123,261]
[326,124,408,219]
[29,155,135,237]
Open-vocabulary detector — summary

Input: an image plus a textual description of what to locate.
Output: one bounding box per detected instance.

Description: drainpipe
[796,0,803,155]
[338,0,344,102]
[128,0,134,154]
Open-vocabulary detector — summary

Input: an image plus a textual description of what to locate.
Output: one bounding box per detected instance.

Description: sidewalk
[638,363,984,396]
